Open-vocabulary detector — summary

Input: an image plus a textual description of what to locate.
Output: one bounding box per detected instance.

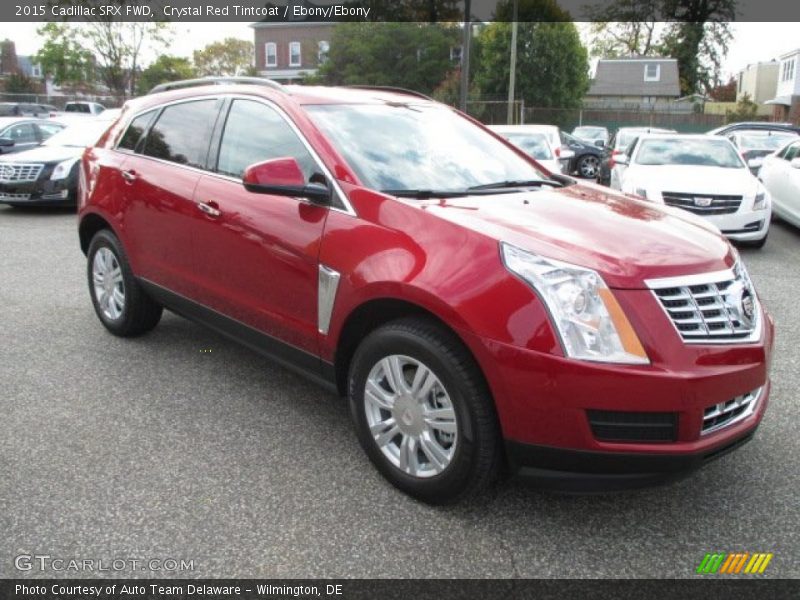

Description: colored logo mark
[697,552,773,574]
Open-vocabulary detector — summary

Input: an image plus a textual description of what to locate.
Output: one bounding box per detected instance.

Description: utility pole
[506,0,518,124]
[459,0,472,112]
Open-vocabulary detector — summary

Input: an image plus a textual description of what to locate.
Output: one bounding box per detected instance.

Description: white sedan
[759,138,800,229]
[489,125,573,174]
[612,134,771,247]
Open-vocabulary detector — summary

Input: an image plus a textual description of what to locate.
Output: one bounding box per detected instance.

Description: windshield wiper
[467,178,563,191]
[382,189,470,199]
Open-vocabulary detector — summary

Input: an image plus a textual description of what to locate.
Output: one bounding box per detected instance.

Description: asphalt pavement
[1,206,798,578]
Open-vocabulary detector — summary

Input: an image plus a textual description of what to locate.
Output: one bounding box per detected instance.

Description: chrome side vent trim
[317,264,341,335]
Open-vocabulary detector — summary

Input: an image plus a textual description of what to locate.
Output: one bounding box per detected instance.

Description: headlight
[501,243,649,364]
[753,191,767,211]
[50,157,79,181]
[634,187,648,199]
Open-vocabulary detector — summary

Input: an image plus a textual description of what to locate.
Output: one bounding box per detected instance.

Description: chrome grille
[702,387,761,435]
[661,191,742,215]
[647,262,760,343]
[0,163,44,183]
[0,192,31,201]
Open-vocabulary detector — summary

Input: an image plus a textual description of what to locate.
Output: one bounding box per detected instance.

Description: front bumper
[461,299,774,492]
[704,208,771,242]
[0,177,75,206]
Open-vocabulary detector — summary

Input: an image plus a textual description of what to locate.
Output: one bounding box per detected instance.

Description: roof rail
[344,85,434,101]
[149,76,285,95]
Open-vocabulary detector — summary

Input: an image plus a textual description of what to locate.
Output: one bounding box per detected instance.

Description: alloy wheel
[579,155,600,178]
[92,247,125,320]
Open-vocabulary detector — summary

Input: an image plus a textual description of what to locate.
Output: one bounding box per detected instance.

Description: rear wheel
[87,229,162,337]
[577,155,600,179]
[348,317,502,504]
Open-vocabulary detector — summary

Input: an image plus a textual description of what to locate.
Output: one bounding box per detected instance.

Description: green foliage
[4,73,37,93]
[726,93,759,123]
[34,23,94,87]
[312,23,461,96]
[473,22,589,108]
[137,55,196,95]
[708,76,736,102]
[193,38,254,77]
[492,0,571,21]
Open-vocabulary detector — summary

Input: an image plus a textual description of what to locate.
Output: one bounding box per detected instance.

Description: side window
[143,100,218,168]
[784,143,800,161]
[36,122,64,140]
[216,99,317,180]
[7,123,36,143]
[118,110,156,153]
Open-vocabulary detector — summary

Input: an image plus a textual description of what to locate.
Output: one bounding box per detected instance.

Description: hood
[416,182,734,289]
[0,145,83,164]
[627,165,758,196]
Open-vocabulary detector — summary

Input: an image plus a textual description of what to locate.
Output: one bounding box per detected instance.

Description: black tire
[577,154,601,179]
[348,317,502,504]
[87,229,162,337]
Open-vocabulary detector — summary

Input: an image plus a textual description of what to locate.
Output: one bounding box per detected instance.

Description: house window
[318,40,329,63]
[644,64,660,82]
[289,42,301,67]
[783,58,796,82]
[31,65,41,78]
[265,43,277,68]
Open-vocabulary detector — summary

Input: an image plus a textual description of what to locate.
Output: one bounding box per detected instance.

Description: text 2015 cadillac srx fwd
[78,78,773,503]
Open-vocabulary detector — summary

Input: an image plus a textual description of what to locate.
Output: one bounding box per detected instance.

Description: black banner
[1,579,799,600]
[4,0,800,23]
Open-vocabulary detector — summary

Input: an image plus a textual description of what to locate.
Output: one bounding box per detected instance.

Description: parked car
[725,130,799,175]
[0,111,118,207]
[0,117,65,155]
[0,102,57,118]
[708,121,800,136]
[571,125,609,146]
[758,138,800,229]
[597,127,675,185]
[78,79,772,503]
[64,101,107,116]
[517,123,575,171]
[560,131,604,179]
[612,133,771,247]
[489,125,565,173]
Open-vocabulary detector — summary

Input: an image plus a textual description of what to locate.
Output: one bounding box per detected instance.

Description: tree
[193,38,254,77]
[4,73,37,93]
[137,55,196,95]
[311,23,461,95]
[584,0,661,57]
[473,22,589,108]
[34,23,94,87]
[708,76,736,102]
[659,21,732,96]
[726,93,758,123]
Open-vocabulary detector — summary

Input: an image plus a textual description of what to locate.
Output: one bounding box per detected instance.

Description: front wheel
[577,155,600,179]
[348,317,502,504]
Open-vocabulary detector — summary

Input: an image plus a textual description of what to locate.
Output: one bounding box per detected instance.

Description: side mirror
[614,154,629,166]
[0,137,15,147]
[791,158,800,169]
[594,139,605,147]
[242,157,330,204]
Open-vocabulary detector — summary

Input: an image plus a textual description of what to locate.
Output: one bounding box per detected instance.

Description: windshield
[635,138,745,168]
[306,103,545,193]
[500,132,553,160]
[739,132,797,151]
[43,119,114,148]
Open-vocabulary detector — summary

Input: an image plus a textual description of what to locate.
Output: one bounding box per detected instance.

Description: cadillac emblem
[694,197,713,207]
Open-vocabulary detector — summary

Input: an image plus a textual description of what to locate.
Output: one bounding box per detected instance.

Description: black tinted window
[118,110,155,152]
[216,100,316,179]
[144,100,218,168]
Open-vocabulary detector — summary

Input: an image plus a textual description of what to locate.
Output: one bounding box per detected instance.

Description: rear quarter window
[142,100,219,169]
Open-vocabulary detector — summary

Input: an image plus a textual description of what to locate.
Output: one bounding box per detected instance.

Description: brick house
[251,22,334,83]
[767,48,800,125]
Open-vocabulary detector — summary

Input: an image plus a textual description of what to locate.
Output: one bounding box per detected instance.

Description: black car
[0,117,64,155]
[0,114,117,207]
[708,121,800,136]
[560,131,604,178]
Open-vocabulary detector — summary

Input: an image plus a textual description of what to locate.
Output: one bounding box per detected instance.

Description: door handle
[197,201,221,217]
[121,169,137,182]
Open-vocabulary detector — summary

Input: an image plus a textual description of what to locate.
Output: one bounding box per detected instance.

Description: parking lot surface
[1,206,798,578]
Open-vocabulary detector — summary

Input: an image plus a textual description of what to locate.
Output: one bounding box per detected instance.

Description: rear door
[118,98,222,297]
[190,98,329,354]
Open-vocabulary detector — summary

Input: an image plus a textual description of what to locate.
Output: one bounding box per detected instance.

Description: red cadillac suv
[78,78,773,503]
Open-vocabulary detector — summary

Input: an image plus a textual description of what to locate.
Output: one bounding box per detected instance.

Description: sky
[0,21,797,81]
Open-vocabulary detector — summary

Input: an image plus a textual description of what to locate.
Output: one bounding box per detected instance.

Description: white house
[767,48,800,123]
